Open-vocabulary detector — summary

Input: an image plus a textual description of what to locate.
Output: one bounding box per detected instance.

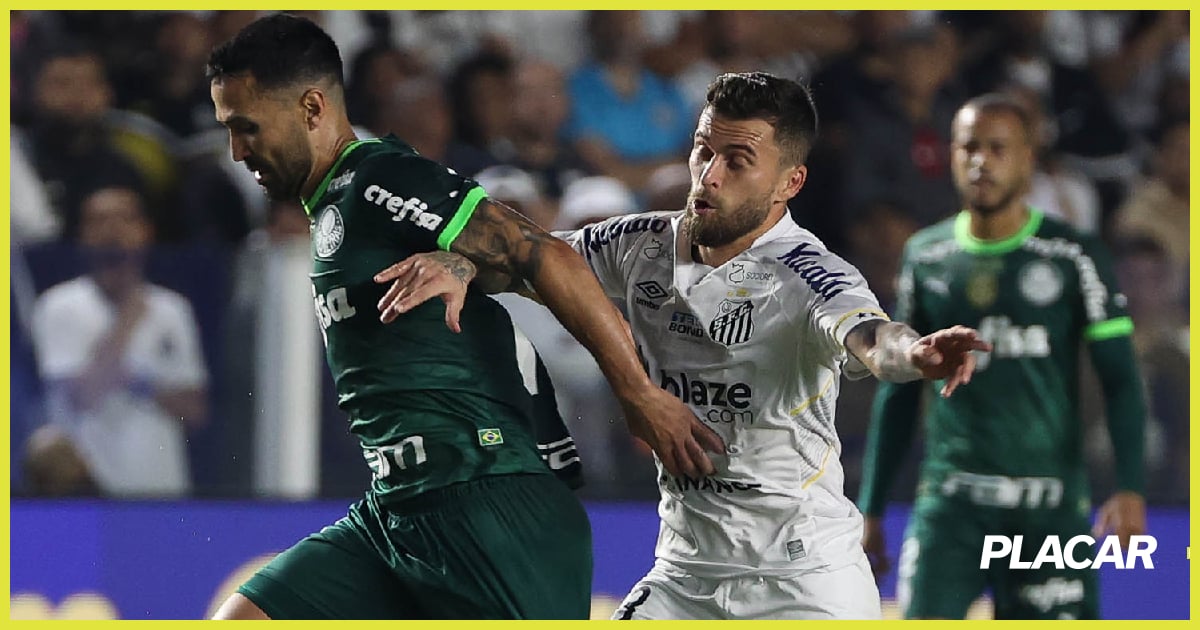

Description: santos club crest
[709,299,754,346]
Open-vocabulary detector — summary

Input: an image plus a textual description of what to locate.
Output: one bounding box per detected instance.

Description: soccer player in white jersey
[375,72,990,620]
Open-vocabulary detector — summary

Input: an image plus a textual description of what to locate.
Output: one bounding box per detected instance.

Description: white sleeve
[782,244,889,380]
[553,214,651,299]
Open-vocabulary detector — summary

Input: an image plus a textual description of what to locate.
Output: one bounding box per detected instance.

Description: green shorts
[238,473,593,619]
[898,493,1099,619]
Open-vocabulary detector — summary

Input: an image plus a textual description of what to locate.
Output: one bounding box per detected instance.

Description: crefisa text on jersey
[980,534,1157,570]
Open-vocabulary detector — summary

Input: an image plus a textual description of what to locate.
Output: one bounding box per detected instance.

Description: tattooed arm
[376,199,724,477]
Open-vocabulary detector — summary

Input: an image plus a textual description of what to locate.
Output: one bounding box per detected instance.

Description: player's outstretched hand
[907,325,993,398]
[861,516,891,582]
[374,252,476,332]
[1093,491,1146,550]
[622,386,726,478]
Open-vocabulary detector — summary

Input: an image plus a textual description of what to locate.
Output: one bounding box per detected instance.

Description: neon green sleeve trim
[437,186,487,251]
[1084,316,1134,341]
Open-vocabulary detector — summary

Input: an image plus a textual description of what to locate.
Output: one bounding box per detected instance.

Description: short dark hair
[957,93,1036,144]
[704,72,819,165]
[206,13,343,92]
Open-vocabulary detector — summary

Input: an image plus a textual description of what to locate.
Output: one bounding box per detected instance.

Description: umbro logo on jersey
[636,280,668,299]
[634,280,669,310]
[709,299,754,346]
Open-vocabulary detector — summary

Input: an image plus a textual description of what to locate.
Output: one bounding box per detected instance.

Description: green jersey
[302,135,581,503]
[863,210,1137,505]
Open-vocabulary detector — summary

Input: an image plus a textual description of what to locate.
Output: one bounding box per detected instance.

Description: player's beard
[684,189,773,248]
[971,177,1027,217]
[261,125,315,202]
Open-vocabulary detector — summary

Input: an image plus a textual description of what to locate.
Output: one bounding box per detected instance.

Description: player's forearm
[857,380,923,516]
[449,199,651,399]
[525,239,652,398]
[847,320,923,383]
[1090,335,1148,494]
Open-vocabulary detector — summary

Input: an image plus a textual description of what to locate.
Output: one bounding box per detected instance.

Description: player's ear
[780,163,807,200]
[300,88,325,130]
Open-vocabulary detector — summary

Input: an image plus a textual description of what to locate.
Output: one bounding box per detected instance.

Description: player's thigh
[237,511,414,619]
[611,563,721,620]
[992,510,1099,619]
[898,500,989,619]
[742,553,881,619]
[393,473,594,619]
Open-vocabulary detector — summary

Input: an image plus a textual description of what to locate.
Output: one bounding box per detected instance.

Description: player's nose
[229,135,250,163]
[700,158,723,189]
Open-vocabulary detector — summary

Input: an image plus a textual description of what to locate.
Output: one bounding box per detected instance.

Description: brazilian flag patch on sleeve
[477,428,504,447]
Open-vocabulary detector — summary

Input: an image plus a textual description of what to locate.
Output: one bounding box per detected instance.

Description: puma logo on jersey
[974,315,1050,371]
[363,185,444,231]
[329,170,355,192]
[777,243,852,300]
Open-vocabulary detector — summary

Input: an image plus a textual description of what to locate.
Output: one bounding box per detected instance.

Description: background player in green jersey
[205,14,723,620]
[858,93,1148,619]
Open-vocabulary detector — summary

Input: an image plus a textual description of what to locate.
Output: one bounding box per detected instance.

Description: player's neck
[301,127,360,201]
[967,204,1029,242]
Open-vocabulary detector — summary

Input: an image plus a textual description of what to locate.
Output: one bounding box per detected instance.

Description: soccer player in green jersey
[857,93,1148,619]
[206,14,722,620]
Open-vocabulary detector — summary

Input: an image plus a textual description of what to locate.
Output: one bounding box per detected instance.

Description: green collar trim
[954,208,1043,255]
[302,138,380,215]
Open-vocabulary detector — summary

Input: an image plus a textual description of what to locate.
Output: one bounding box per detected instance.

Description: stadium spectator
[371,75,497,177]
[30,185,209,498]
[564,11,694,190]
[840,26,965,228]
[507,59,591,204]
[1114,120,1189,272]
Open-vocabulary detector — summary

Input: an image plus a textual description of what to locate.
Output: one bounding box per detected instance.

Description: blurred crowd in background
[9,10,1190,505]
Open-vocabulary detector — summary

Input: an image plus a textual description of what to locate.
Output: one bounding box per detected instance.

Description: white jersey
[32,276,207,497]
[561,211,888,578]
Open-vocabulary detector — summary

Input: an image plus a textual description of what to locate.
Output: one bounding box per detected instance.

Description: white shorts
[611,555,882,620]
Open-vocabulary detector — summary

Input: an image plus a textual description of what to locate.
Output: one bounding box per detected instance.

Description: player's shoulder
[1029,210,1109,254]
[574,210,677,254]
[752,219,866,297]
[904,216,958,262]
[351,137,451,183]
[752,216,853,267]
